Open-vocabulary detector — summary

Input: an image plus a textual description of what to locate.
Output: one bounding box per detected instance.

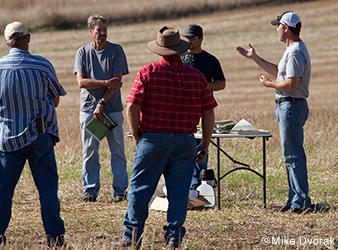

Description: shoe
[47,234,69,249]
[166,241,177,250]
[0,235,6,246]
[279,205,291,212]
[111,238,140,249]
[82,193,96,202]
[166,238,179,250]
[272,204,291,212]
[290,207,313,214]
[114,194,127,203]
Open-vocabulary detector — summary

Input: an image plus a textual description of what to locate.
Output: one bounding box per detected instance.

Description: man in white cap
[112,26,217,249]
[0,21,66,247]
[236,11,312,214]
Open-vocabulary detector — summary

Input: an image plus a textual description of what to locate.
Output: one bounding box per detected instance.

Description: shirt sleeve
[199,73,218,111]
[212,57,226,81]
[126,69,146,105]
[74,47,85,75]
[113,45,129,75]
[44,60,67,98]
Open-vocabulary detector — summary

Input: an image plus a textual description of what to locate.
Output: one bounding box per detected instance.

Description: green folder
[85,110,118,141]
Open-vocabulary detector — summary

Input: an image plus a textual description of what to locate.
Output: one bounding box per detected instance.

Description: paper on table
[215,120,236,133]
[230,119,270,134]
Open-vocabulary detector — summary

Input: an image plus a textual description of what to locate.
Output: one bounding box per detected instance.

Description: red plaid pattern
[126,56,217,133]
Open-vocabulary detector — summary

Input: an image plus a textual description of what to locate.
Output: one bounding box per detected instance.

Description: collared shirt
[126,55,217,133]
[0,48,67,152]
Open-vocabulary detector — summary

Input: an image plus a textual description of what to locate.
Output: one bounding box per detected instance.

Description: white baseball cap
[4,21,28,40]
[271,11,301,28]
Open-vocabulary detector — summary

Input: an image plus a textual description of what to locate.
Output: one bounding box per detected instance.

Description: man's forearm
[53,96,60,107]
[78,78,110,90]
[100,74,123,102]
[77,73,123,91]
[200,109,215,150]
[209,80,226,92]
[127,103,141,145]
[253,54,278,78]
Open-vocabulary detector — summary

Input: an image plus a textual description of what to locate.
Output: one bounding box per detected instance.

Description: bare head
[87,14,108,30]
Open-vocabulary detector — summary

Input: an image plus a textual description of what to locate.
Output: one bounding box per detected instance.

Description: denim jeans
[190,138,208,189]
[80,111,128,198]
[275,98,311,209]
[123,132,196,246]
[0,133,65,239]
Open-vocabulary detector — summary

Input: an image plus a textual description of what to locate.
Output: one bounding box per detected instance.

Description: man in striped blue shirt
[0,22,67,248]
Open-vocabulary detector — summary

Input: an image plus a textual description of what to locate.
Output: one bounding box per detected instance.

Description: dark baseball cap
[184,24,203,37]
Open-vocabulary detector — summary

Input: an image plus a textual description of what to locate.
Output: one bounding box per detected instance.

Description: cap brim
[147,37,190,56]
[271,19,280,26]
[184,33,196,37]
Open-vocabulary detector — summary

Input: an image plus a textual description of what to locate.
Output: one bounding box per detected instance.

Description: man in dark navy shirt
[181,24,226,190]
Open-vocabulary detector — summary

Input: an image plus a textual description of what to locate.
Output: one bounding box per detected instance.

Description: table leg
[217,137,221,210]
[263,137,266,208]
[212,135,269,209]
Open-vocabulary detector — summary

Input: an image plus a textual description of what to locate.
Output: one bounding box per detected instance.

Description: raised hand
[235,43,256,60]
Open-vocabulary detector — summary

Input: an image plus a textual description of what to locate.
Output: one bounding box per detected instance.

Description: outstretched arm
[235,43,278,78]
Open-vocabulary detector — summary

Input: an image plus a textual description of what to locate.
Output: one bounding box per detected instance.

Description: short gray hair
[87,14,108,30]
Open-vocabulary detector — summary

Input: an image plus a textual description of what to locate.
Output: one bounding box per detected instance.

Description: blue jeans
[80,111,128,198]
[275,98,311,209]
[0,133,65,239]
[123,132,196,246]
[190,139,208,189]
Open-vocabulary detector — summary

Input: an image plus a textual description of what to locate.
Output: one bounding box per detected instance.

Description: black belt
[275,97,304,104]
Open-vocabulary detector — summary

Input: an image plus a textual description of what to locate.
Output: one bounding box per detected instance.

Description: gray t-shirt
[74,42,129,112]
[276,41,311,99]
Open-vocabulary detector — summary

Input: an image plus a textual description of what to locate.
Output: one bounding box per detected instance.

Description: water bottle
[197,169,216,207]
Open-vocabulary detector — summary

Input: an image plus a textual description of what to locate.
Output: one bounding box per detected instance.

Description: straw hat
[147,26,190,56]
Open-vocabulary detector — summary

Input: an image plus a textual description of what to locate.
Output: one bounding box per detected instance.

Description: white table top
[127,131,273,139]
[194,131,273,139]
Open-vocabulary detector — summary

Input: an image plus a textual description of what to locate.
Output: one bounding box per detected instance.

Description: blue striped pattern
[0,48,66,152]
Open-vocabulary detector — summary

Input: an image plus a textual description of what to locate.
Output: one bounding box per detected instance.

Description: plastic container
[197,169,216,207]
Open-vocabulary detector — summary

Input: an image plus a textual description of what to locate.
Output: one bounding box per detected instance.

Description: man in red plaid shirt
[112,26,217,249]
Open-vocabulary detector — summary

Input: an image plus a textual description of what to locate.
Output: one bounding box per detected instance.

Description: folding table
[195,132,273,209]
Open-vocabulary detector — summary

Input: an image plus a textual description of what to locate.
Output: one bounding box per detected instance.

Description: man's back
[127,55,216,133]
[0,48,66,152]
